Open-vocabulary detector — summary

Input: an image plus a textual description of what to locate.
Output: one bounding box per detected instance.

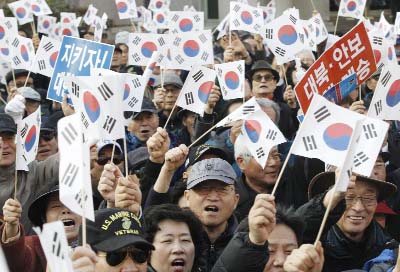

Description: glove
[5,94,25,122]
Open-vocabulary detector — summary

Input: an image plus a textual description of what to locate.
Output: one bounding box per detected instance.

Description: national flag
[32,36,61,77]
[93,13,107,43]
[215,14,230,40]
[312,13,328,44]
[368,29,397,70]
[0,40,12,63]
[0,62,11,85]
[323,73,358,104]
[123,73,146,112]
[37,15,56,35]
[9,34,35,70]
[395,12,400,35]
[142,8,157,32]
[65,74,125,141]
[168,11,204,33]
[60,12,76,24]
[376,12,396,45]
[0,17,18,44]
[153,9,169,29]
[261,11,305,64]
[300,18,317,52]
[338,0,367,19]
[176,65,216,117]
[148,0,170,11]
[29,0,52,16]
[33,221,74,272]
[115,0,137,19]
[259,0,276,24]
[58,113,94,221]
[0,245,10,272]
[83,4,98,25]
[16,106,41,171]
[166,30,214,70]
[215,60,244,100]
[48,22,60,40]
[242,109,286,168]
[128,33,167,66]
[142,50,162,87]
[132,6,147,22]
[216,97,261,127]
[291,94,366,167]
[367,64,400,121]
[8,0,34,25]
[59,21,79,37]
[183,5,196,12]
[229,1,263,34]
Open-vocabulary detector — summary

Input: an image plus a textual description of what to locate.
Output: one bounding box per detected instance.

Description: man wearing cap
[36,111,64,161]
[71,208,154,272]
[2,86,41,120]
[297,172,398,272]
[184,158,240,271]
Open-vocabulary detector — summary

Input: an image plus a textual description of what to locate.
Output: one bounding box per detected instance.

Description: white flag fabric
[123,73,146,112]
[262,11,305,64]
[29,0,52,16]
[216,97,261,127]
[376,12,396,45]
[59,22,79,38]
[338,0,367,19]
[37,15,56,34]
[395,12,400,35]
[176,65,216,117]
[259,0,276,24]
[0,41,11,63]
[0,245,9,272]
[183,5,197,12]
[291,94,365,167]
[48,22,61,40]
[32,36,60,77]
[216,14,230,40]
[16,106,41,171]
[301,18,317,52]
[115,0,137,19]
[168,11,204,33]
[153,9,169,29]
[60,12,76,24]
[0,63,11,85]
[128,33,168,66]
[166,30,214,70]
[368,29,397,70]
[215,60,245,100]
[0,17,18,43]
[142,50,161,87]
[33,221,74,272]
[83,4,98,25]
[93,13,107,43]
[367,64,400,121]
[58,113,95,221]
[229,1,263,34]
[65,75,125,141]
[312,13,328,44]
[148,0,170,11]
[242,109,286,168]
[8,0,34,25]
[9,34,35,70]
[0,9,4,18]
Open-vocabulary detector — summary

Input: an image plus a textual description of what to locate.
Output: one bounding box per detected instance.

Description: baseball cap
[153,74,183,89]
[187,158,236,189]
[185,144,230,168]
[128,147,149,172]
[5,69,31,85]
[0,113,17,134]
[96,140,123,155]
[41,111,64,132]
[115,31,130,45]
[82,208,155,252]
[19,87,41,102]
[132,97,157,119]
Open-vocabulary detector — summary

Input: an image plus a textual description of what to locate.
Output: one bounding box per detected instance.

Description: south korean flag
[262,11,305,64]
[9,34,35,70]
[58,113,95,221]
[368,29,397,71]
[216,97,261,127]
[153,9,169,29]
[32,36,60,77]
[259,0,276,24]
[115,0,137,20]
[166,30,214,70]
[168,11,204,33]
[215,60,244,100]
[59,21,79,38]
[300,18,317,52]
[8,0,34,25]
[83,4,98,25]
[0,17,18,43]
[312,13,328,45]
[338,0,367,20]
[176,65,216,117]
[29,0,52,16]
[123,73,146,112]
[37,15,56,35]
[128,33,168,66]
[367,64,400,121]
[230,1,263,34]
[148,0,170,11]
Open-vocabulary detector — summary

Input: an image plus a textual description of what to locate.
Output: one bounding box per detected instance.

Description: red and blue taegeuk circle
[183,40,200,57]
[83,91,101,123]
[25,126,37,152]
[386,79,400,107]
[244,120,261,143]
[198,81,214,104]
[323,123,353,151]
[278,25,298,46]
[224,71,240,90]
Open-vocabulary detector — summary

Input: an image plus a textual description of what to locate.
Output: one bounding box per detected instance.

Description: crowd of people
[0,3,400,272]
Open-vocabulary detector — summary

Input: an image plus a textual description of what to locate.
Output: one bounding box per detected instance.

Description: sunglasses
[252,74,275,82]
[40,132,56,142]
[98,249,149,267]
[96,155,123,165]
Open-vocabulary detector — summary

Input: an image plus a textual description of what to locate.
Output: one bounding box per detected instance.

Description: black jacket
[211,232,269,272]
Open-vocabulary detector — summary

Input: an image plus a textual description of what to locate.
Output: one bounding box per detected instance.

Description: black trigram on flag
[103,115,116,133]
[265,29,273,39]
[185,92,194,105]
[372,36,383,46]
[313,17,321,24]
[380,71,391,87]
[232,19,240,27]
[237,64,243,73]
[194,14,201,22]
[38,60,46,70]
[274,47,286,57]
[5,21,12,29]
[289,14,297,24]
[74,190,89,208]
[132,53,141,62]
[171,14,179,22]
[11,38,19,48]
[43,42,54,52]
[20,123,28,138]
[60,122,78,145]
[51,232,64,259]
[173,37,182,46]
[13,56,21,66]
[314,105,331,122]
[201,52,209,61]
[131,36,141,45]
[61,163,79,187]
[192,70,204,82]
[253,24,261,32]
[266,129,277,141]
[242,105,255,115]
[199,34,207,43]
[256,147,265,158]
[253,9,261,18]
[72,81,80,98]
[302,135,317,151]
[131,78,141,88]
[158,37,166,46]
[373,100,382,116]
[353,151,369,167]
[233,4,240,12]
[175,55,184,64]
[362,123,378,140]
[98,82,114,101]
[81,112,89,128]
[128,96,138,108]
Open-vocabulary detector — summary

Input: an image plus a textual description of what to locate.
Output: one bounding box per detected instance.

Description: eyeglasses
[344,194,377,207]
[98,249,149,266]
[252,74,275,82]
[268,153,282,162]
[192,185,234,196]
[40,132,56,142]
[96,155,123,165]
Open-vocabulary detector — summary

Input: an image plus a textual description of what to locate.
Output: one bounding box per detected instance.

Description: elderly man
[297,171,398,272]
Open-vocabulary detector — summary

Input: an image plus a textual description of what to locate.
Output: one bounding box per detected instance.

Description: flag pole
[123,136,128,178]
[358,85,362,102]
[110,141,116,163]
[188,122,219,148]
[280,65,288,87]
[14,170,18,199]
[270,149,291,196]
[163,102,177,130]
[11,64,17,89]
[81,187,87,247]
[30,21,36,35]
[310,0,317,12]
[334,15,340,36]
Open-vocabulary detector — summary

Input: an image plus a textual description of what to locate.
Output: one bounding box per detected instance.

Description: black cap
[246,60,280,82]
[5,69,32,85]
[0,113,17,134]
[28,182,59,227]
[128,147,149,171]
[185,144,230,168]
[41,111,64,132]
[133,97,157,119]
[82,208,154,252]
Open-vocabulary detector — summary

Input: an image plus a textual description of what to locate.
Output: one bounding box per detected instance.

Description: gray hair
[255,98,280,124]
[234,133,253,164]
